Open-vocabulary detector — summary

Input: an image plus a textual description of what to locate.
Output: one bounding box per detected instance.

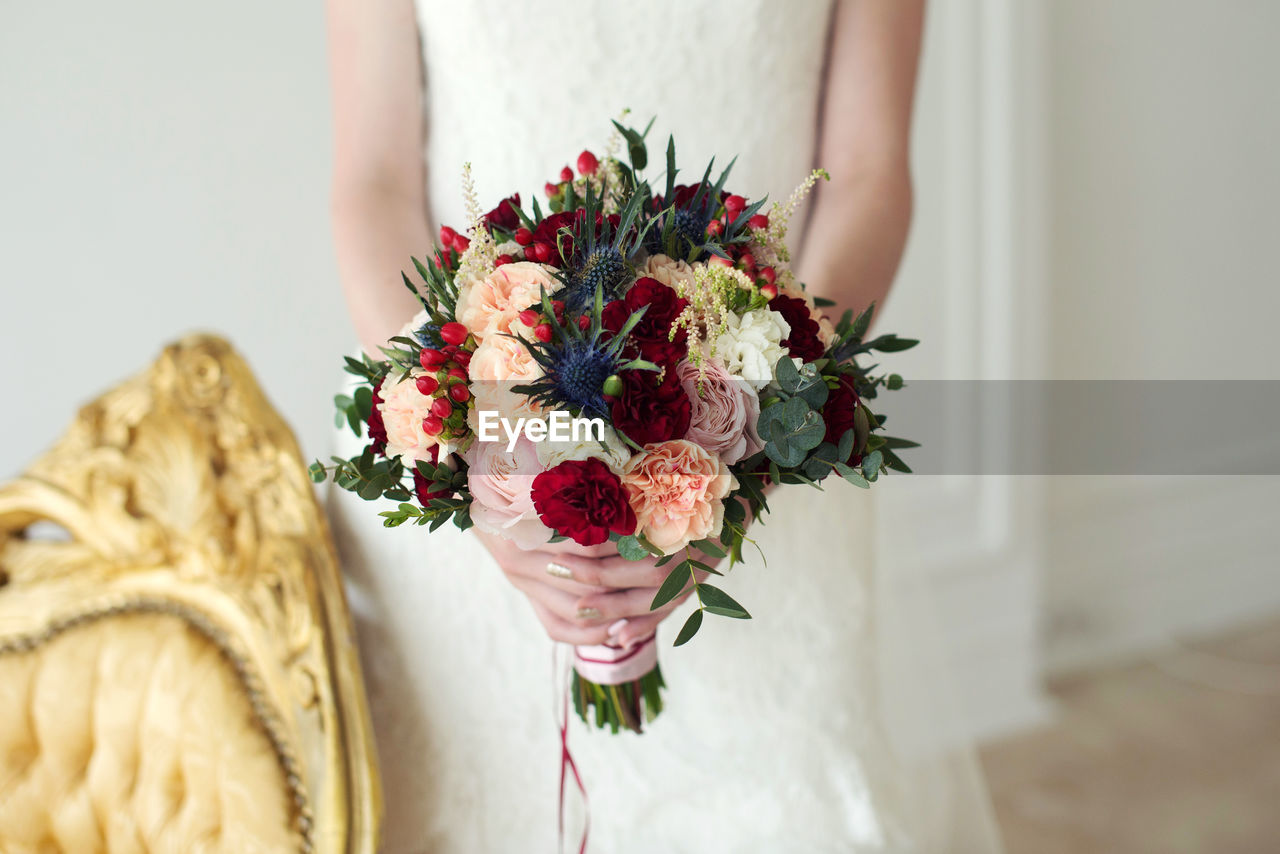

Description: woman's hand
[475,531,714,648]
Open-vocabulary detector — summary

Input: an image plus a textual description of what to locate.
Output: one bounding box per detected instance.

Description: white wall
[0,1,347,477]
[1043,0,1280,671]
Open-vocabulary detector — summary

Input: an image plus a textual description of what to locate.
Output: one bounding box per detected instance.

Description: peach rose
[466,332,544,421]
[675,358,764,465]
[621,439,738,555]
[463,434,552,549]
[456,261,560,340]
[642,253,701,292]
[378,371,438,465]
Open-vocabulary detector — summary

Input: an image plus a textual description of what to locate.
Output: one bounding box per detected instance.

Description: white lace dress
[328,1,1004,851]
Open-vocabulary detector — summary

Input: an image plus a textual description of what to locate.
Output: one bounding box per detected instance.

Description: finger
[573,586,663,622]
[546,553,672,590]
[540,539,617,559]
[529,601,612,646]
[504,555,609,598]
[615,589,697,647]
[507,575,612,627]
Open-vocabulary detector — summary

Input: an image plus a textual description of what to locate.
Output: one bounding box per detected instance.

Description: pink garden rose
[463,434,552,549]
[675,358,764,465]
[621,440,738,555]
[456,261,560,339]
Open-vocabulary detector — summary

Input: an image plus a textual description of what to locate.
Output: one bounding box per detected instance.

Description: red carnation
[601,277,689,366]
[769,294,826,362]
[609,368,691,446]
[822,374,864,464]
[366,380,388,455]
[531,458,636,547]
[532,211,579,266]
[484,193,522,232]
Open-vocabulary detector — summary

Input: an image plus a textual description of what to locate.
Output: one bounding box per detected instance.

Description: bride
[325,0,1002,851]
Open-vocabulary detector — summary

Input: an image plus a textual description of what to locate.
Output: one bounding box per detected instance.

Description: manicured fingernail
[576,606,602,620]
[545,562,573,579]
[607,619,628,638]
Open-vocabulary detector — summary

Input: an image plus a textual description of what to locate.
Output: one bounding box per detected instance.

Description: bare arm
[327,0,429,356]
[797,0,925,325]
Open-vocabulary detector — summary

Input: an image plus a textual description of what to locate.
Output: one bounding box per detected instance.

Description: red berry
[494,253,514,266]
[453,350,471,368]
[534,323,553,343]
[759,266,776,285]
[544,182,558,198]
[449,384,470,403]
[577,315,591,330]
[439,225,457,246]
[749,214,770,230]
[447,367,468,381]
[560,165,573,183]
[709,255,734,267]
[416,375,439,395]
[452,234,470,253]
[435,250,450,268]
[577,150,599,176]
[514,227,534,246]
[518,309,540,328]
[440,321,468,346]
[551,299,565,313]
[531,242,552,264]
[419,348,447,368]
[738,252,755,271]
[760,284,779,299]
[421,415,443,437]
[724,194,747,216]
[430,397,453,419]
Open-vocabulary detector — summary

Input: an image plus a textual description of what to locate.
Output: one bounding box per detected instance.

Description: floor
[979,618,1280,854]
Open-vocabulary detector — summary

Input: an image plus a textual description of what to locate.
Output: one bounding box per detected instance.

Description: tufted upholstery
[0,335,381,854]
[0,613,296,854]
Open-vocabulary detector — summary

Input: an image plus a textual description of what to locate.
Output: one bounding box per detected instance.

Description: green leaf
[650,561,692,611]
[673,609,703,646]
[698,584,751,619]
[691,539,726,559]
[616,535,649,561]
[838,428,855,463]
[886,373,904,391]
[851,303,876,339]
[354,385,374,420]
[307,461,326,483]
[835,462,870,488]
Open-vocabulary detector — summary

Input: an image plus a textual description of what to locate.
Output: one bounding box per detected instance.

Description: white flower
[535,421,633,473]
[378,371,439,466]
[713,308,791,390]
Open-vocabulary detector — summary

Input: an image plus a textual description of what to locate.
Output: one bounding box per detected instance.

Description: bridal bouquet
[315,118,918,734]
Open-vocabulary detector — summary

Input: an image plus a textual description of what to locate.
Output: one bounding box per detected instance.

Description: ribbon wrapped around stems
[571,635,665,734]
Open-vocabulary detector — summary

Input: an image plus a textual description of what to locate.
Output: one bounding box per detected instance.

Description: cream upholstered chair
[0,335,380,853]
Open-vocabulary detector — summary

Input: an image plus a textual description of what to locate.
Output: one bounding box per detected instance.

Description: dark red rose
[601,277,689,366]
[412,445,451,507]
[822,374,863,463]
[484,193,522,232]
[609,368,691,446]
[531,457,636,547]
[768,294,826,362]
[366,380,388,455]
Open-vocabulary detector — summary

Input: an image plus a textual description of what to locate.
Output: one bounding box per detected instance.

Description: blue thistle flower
[542,336,619,415]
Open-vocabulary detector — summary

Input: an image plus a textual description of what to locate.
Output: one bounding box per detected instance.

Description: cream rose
[466,333,543,421]
[713,307,791,390]
[456,261,560,340]
[463,434,552,549]
[642,253,700,292]
[535,421,633,474]
[675,358,764,465]
[378,371,438,466]
[621,440,738,555]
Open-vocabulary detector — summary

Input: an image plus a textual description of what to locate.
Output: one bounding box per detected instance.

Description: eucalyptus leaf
[699,584,751,619]
[616,535,649,561]
[650,561,692,611]
[673,609,703,647]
